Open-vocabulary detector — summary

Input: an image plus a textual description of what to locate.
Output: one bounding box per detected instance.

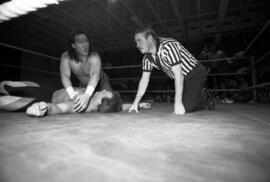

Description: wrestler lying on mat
[0,81,151,117]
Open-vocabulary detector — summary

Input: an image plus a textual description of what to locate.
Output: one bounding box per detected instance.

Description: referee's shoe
[202,88,216,111]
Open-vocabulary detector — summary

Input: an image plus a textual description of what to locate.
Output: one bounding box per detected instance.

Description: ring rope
[103,57,236,70]
[242,19,270,55]
[1,59,269,94]
[103,65,141,69]
[207,72,247,77]
[0,42,60,61]
[1,20,268,67]
[0,62,248,81]
[245,51,270,71]
[117,88,243,93]
[0,42,240,69]
[109,72,248,81]
[116,82,270,94]
[243,82,270,90]
[0,63,59,76]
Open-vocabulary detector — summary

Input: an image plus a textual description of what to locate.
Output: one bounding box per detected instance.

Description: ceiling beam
[218,0,229,23]
[131,16,144,28]
[232,0,251,41]
[70,1,110,31]
[169,0,183,26]
[89,1,270,37]
[0,26,54,54]
[196,0,202,23]
[216,0,229,43]
[196,0,203,36]
[145,0,164,29]
[30,14,69,40]
[52,5,98,34]
[120,0,143,28]
[238,0,251,24]
[169,0,185,38]
[96,0,126,28]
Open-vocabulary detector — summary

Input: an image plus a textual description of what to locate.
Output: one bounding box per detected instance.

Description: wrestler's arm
[50,87,96,115]
[60,53,72,88]
[47,101,96,115]
[51,88,85,104]
[74,53,101,112]
[60,52,78,99]
[26,99,97,117]
[86,52,102,92]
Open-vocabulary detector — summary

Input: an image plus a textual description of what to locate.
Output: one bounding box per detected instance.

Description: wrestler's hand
[73,93,91,112]
[128,103,139,113]
[26,102,48,117]
[173,102,185,115]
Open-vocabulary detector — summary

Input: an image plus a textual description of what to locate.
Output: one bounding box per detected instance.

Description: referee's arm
[164,42,185,114]
[171,63,185,115]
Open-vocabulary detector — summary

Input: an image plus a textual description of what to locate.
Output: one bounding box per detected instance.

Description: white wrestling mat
[0,103,270,182]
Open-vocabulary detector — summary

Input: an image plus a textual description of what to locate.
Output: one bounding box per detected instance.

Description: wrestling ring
[0,6,270,182]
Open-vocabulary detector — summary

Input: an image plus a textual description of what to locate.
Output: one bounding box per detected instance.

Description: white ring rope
[0,0,67,23]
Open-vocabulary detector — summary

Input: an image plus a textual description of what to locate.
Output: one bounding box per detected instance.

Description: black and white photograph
[0,0,270,181]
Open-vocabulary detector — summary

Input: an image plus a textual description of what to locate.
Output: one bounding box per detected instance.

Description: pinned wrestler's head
[92,90,122,113]
[134,26,158,54]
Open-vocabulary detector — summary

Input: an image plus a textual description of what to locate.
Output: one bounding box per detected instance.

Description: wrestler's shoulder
[89,51,100,58]
[88,52,101,62]
[61,51,71,60]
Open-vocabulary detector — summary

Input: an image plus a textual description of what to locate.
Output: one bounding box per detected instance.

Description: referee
[128,27,215,115]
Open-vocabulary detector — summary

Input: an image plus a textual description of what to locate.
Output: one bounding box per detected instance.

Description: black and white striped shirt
[142,37,198,79]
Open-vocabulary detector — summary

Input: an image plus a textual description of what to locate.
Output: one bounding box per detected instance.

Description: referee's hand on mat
[173,102,185,115]
[128,103,139,113]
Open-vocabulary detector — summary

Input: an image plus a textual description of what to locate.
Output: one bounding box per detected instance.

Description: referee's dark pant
[182,63,207,113]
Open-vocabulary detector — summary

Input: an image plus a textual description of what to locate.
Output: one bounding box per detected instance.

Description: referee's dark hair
[135,26,158,40]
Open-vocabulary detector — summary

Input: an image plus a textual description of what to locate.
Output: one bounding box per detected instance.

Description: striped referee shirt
[142,37,198,79]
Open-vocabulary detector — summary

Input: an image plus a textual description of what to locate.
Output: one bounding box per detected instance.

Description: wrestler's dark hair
[97,91,122,113]
[68,29,92,63]
[135,26,158,41]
